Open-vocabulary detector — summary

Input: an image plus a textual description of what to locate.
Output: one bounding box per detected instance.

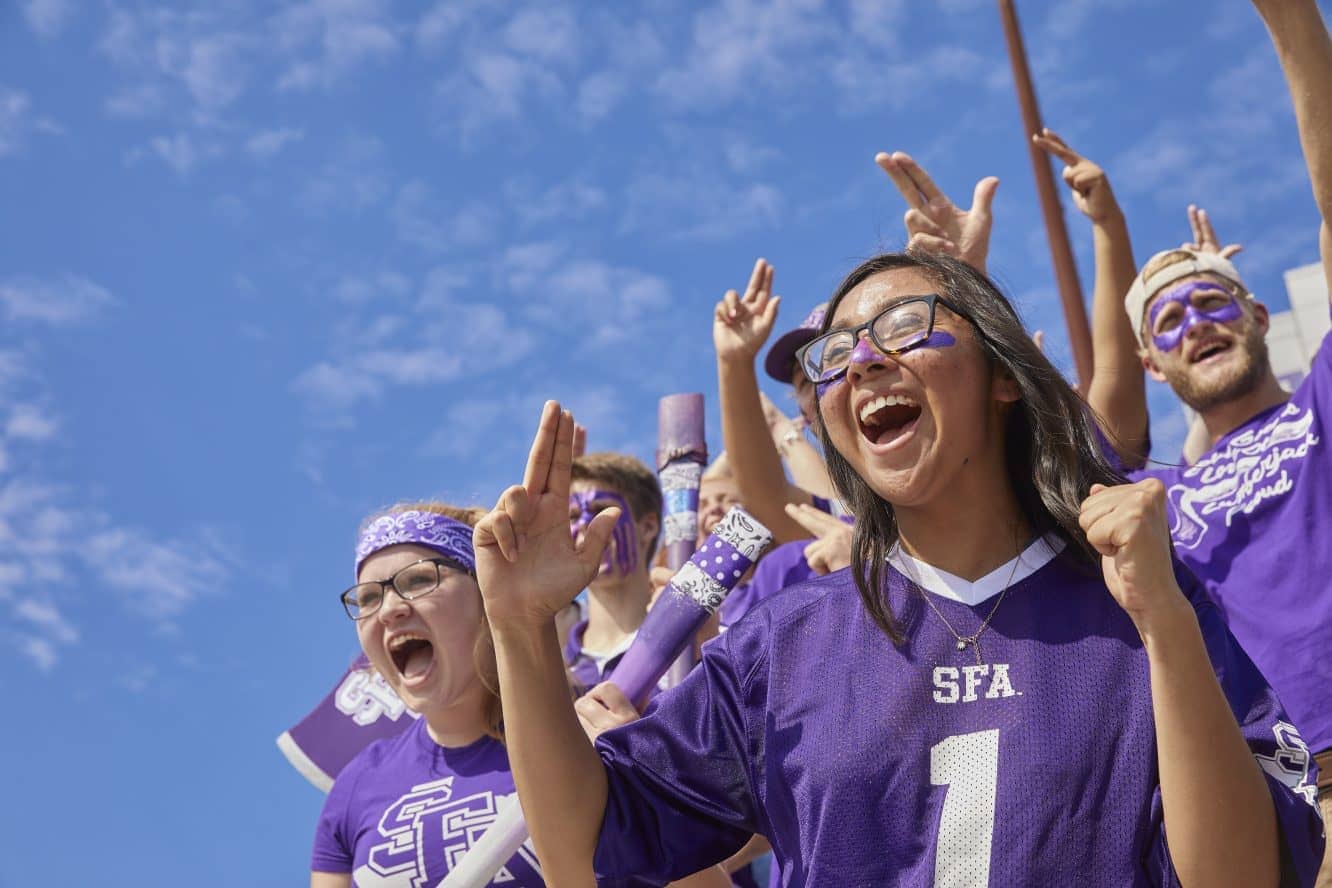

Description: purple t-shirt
[719,541,817,631]
[1134,322,1332,753]
[591,540,1323,886]
[312,718,543,887]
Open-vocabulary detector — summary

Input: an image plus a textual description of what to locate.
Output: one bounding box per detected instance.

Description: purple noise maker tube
[657,393,708,687]
[276,654,417,792]
[608,505,771,701]
[438,507,772,888]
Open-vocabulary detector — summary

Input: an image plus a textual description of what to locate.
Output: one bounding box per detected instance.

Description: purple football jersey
[1132,322,1332,754]
[591,538,1324,886]
[312,719,543,887]
[719,541,816,632]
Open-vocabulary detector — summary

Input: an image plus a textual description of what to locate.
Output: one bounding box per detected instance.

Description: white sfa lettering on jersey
[354,777,541,887]
[1254,721,1319,807]
[932,664,1018,704]
[335,668,411,726]
[1170,403,1317,550]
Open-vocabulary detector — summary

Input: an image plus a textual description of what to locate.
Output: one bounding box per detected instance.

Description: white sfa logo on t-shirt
[932,664,1019,704]
[1169,402,1318,551]
[354,777,540,887]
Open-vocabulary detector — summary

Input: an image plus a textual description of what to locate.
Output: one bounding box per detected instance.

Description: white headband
[1124,250,1248,348]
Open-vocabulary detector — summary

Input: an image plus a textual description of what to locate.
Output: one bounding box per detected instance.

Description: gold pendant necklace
[914,544,1024,667]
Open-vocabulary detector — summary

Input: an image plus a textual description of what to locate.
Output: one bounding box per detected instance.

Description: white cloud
[104,84,166,119]
[0,87,32,157]
[655,0,833,110]
[149,132,205,176]
[274,0,402,91]
[507,178,607,227]
[82,528,231,624]
[503,7,580,65]
[17,636,58,672]
[392,181,499,251]
[6,404,57,442]
[16,599,78,645]
[0,274,112,325]
[244,126,306,159]
[22,0,72,38]
[330,271,413,305]
[622,172,784,241]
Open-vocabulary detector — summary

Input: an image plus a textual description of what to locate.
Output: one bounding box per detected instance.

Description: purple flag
[276,653,417,791]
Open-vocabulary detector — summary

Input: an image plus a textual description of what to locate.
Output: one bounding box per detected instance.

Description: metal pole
[998,0,1094,389]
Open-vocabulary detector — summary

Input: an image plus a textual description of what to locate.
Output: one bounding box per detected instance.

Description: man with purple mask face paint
[1075,5,1332,876]
[563,452,664,695]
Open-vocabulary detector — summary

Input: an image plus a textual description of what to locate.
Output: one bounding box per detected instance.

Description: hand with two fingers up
[876,150,999,273]
[474,401,620,631]
[785,502,853,575]
[714,258,781,366]
[1181,203,1243,259]
[1032,127,1123,226]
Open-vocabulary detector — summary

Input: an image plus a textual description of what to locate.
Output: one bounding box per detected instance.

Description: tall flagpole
[998,0,1094,389]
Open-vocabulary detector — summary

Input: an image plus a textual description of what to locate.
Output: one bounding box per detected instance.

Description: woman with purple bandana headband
[310,503,546,888]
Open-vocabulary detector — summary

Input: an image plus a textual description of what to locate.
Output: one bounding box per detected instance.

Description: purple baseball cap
[763,302,828,383]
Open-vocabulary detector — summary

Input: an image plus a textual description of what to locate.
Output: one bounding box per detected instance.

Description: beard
[1165,324,1269,413]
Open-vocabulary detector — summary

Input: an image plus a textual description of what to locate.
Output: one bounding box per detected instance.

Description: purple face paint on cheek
[918,331,955,349]
[569,489,638,577]
[815,376,845,400]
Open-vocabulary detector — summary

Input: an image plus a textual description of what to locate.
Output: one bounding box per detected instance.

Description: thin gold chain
[914,546,1024,667]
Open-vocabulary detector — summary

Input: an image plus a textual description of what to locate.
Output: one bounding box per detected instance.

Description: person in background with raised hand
[476,242,1323,883]
[1031,127,1150,465]
[714,259,838,545]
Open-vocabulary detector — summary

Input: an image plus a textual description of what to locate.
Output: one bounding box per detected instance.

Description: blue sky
[0,0,1325,885]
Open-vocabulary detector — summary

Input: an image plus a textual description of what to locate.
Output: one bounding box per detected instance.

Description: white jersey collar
[889,534,1065,606]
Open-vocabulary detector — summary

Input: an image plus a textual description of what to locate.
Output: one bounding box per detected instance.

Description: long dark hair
[814,251,1124,643]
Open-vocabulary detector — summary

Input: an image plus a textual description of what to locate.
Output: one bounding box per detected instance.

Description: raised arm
[1033,129,1147,466]
[1252,0,1332,292]
[714,259,817,544]
[1081,480,1279,887]
[760,392,834,499]
[474,402,621,886]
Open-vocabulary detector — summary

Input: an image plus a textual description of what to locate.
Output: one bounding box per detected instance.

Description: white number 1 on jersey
[930,729,999,888]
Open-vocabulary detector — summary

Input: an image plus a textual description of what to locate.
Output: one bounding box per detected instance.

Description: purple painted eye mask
[1148,281,1243,352]
[570,489,639,577]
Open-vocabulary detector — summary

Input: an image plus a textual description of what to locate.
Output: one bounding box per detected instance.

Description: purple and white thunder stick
[658,393,708,686]
[609,505,771,703]
[438,507,771,888]
[276,654,417,791]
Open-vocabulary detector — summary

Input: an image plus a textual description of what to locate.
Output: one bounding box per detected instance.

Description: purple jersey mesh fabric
[590,549,1324,887]
[312,719,543,887]
[719,540,816,632]
[1132,319,1332,755]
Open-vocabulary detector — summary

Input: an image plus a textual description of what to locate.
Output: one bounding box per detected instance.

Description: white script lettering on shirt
[932,664,1019,704]
[1171,402,1318,550]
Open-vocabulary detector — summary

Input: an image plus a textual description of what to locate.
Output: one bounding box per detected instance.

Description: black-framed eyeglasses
[340,557,470,620]
[795,294,965,384]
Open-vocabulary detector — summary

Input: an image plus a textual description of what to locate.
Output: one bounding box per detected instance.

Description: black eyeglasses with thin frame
[340,556,471,620]
[796,293,966,384]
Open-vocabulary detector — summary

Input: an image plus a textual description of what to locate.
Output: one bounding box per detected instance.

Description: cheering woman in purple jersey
[475,252,1324,887]
[311,504,545,888]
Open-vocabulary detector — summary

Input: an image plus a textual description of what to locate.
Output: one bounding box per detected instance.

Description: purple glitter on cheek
[919,331,955,349]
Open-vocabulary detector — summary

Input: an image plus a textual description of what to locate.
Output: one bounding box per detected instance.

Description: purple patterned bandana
[570,489,639,577]
[1147,280,1244,353]
[354,510,475,576]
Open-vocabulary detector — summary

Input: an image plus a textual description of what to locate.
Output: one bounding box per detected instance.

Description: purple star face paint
[1148,280,1243,353]
[570,489,639,577]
